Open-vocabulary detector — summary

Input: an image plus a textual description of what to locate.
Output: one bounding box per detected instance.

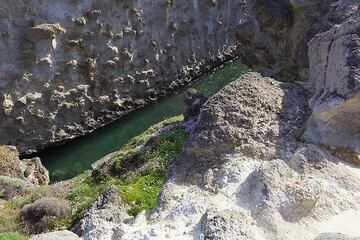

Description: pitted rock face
[172,72,308,187]
[0,0,249,154]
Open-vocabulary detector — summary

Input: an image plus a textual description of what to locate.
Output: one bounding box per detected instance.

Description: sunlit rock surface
[71,73,360,240]
[304,17,360,164]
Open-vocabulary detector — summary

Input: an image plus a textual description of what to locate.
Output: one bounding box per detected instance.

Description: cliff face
[0,0,248,154]
[236,0,360,165]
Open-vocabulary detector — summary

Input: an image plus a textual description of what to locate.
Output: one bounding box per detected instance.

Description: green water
[40,59,248,182]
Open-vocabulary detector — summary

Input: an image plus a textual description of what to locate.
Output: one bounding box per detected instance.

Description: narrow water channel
[40,59,248,182]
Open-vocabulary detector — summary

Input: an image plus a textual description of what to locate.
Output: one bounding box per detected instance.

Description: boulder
[200,209,255,240]
[73,185,130,240]
[172,72,308,186]
[31,230,80,240]
[0,145,49,191]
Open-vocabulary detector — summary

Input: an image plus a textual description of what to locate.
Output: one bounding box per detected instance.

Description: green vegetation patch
[0,115,189,233]
[64,116,188,220]
[115,126,188,216]
[0,232,28,240]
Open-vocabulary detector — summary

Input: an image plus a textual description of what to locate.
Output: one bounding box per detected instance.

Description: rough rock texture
[172,72,309,188]
[235,0,359,81]
[236,0,359,163]
[0,0,249,154]
[0,145,49,187]
[304,17,360,164]
[200,209,256,240]
[31,230,80,240]
[73,185,131,240]
[69,73,360,240]
[314,233,360,240]
[183,88,208,121]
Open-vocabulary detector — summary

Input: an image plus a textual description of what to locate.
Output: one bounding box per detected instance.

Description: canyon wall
[0,0,248,154]
[236,0,359,164]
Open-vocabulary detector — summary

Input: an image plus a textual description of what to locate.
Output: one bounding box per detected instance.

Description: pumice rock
[0,0,248,154]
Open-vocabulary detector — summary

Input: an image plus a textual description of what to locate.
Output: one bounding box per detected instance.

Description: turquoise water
[40,59,248,182]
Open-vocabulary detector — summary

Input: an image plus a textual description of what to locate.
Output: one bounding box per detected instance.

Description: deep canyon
[0,0,359,240]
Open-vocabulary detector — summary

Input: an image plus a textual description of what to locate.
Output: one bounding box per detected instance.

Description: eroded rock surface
[31,230,80,240]
[66,73,360,240]
[236,0,359,164]
[171,72,309,188]
[0,0,249,154]
[73,185,131,240]
[236,0,359,81]
[304,17,360,164]
[0,145,49,188]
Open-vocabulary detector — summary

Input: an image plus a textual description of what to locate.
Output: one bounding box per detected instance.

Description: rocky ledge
[49,72,359,240]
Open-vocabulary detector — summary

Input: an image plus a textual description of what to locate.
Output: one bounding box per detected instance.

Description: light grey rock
[288,144,329,173]
[0,0,249,154]
[200,209,255,240]
[171,72,308,188]
[304,17,360,164]
[67,70,360,240]
[31,230,80,240]
[73,185,131,240]
[0,145,49,187]
[314,233,360,240]
[235,0,359,81]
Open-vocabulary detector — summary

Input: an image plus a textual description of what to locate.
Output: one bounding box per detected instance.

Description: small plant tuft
[20,197,70,234]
